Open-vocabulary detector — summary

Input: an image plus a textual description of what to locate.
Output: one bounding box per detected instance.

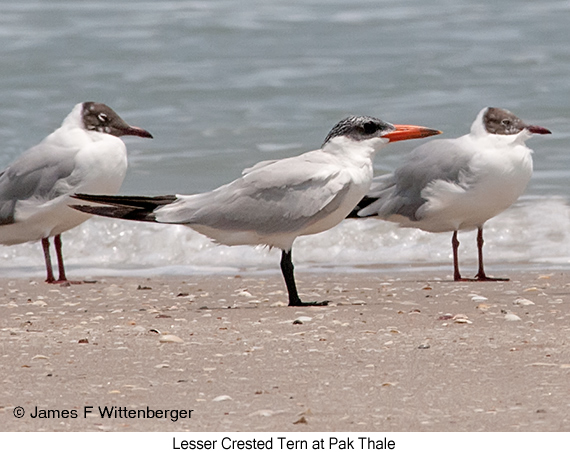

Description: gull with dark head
[0,102,153,283]
[72,116,440,305]
[350,107,551,281]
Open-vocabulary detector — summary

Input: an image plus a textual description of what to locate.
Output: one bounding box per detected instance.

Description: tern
[350,107,551,281]
[0,102,153,283]
[72,116,440,306]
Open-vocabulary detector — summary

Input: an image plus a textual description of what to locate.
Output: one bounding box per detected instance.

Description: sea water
[1,0,570,277]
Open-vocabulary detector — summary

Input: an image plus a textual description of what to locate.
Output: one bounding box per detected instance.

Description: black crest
[323,116,394,146]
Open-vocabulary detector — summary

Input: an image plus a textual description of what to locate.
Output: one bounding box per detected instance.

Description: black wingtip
[70,204,159,222]
[70,193,179,223]
[346,196,379,219]
[72,193,177,209]
[70,204,98,214]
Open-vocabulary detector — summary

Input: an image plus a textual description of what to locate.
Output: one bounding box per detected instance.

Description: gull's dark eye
[98,113,108,123]
[362,121,378,135]
[501,119,511,127]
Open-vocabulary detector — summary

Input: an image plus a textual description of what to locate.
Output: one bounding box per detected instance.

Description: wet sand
[0,270,569,432]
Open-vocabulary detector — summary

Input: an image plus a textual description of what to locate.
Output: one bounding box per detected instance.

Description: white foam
[2,196,570,278]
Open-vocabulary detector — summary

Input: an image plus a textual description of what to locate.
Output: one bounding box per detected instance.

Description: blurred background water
[1,0,570,278]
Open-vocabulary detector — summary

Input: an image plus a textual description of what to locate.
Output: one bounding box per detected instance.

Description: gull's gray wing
[359,138,475,220]
[155,151,353,234]
[0,143,78,224]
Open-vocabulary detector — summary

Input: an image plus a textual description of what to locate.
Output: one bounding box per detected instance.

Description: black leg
[41,237,56,283]
[280,249,328,307]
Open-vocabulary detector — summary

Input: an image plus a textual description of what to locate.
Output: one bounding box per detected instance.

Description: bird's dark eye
[501,119,511,127]
[98,113,108,123]
[362,121,378,134]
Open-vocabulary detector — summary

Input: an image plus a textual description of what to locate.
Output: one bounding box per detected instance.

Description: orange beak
[384,124,442,143]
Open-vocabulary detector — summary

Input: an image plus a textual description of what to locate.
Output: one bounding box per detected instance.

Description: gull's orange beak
[384,125,442,143]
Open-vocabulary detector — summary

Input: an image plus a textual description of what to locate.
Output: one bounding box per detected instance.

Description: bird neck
[322,136,384,165]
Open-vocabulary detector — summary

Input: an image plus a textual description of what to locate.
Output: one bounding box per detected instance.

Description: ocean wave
[2,196,570,278]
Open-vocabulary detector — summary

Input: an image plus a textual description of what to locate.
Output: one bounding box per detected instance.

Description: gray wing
[359,139,474,220]
[155,152,353,234]
[0,143,77,224]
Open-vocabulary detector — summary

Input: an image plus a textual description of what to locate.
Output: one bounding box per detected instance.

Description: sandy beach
[0,269,569,432]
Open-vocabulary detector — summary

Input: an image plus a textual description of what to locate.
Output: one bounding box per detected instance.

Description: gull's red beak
[384,125,442,143]
[525,125,551,135]
[121,125,154,139]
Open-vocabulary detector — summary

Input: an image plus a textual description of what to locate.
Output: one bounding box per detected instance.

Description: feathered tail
[70,193,177,222]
